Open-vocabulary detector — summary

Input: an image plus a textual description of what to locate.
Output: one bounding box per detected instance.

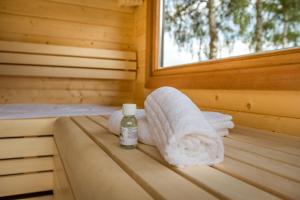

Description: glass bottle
[120,104,138,149]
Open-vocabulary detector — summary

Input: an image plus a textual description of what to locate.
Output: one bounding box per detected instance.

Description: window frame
[145,0,300,90]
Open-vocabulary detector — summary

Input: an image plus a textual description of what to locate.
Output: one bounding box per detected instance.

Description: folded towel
[108,109,233,144]
[144,87,224,167]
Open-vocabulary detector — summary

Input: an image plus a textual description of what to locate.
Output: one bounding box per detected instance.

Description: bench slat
[0,41,136,60]
[0,157,53,175]
[72,116,230,200]
[0,52,136,70]
[0,172,53,197]
[224,137,300,167]
[94,116,300,199]
[53,153,75,200]
[53,117,153,200]
[0,118,55,138]
[0,137,54,159]
[0,64,136,80]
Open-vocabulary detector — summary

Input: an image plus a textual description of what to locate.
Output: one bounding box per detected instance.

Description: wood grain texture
[0,157,53,175]
[95,116,300,200]
[0,40,136,60]
[19,195,53,200]
[0,118,55,138]
[0,65,136,80]
[0,172,53,197]
[72,116,217,200]
[0,53,136,70]
[53,153,75,200]
[182,89,300,119]
[0,137,54,159]
[0,0,136,105]
[53,117,153,200]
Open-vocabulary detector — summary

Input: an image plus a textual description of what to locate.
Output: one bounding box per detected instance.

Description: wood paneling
[0,157,53,175]
[0,118,55,137]
[0,137,54,159]
[0,0,136,105]
[0,40,136,60]
[0,172,53,197]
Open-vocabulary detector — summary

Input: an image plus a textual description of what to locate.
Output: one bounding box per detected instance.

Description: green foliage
[163,0,300,61]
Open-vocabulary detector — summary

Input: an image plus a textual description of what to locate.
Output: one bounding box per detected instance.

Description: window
[158,0,300,68]
[146,0,300,90]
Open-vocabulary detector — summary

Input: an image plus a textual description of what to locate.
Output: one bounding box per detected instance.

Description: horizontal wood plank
[0,137,54,159]
[0,41,136,60]
[95,116,300,200]
[0,157,53,175]
[215,157,300,200]
[224,137,300,167]
[147,64,300,90]
[182,89,300,119]
[137,144,280,200]
[0,76,133,90]
[0,65,136,80]
[18,195,53,200]
[72,116,227,200]
[53,117,153,200]
[0,13,133,44]
[0,172,53,197]
[0,53,136,70]
[228,128,300,156]
[224,145,300,183]
[50,0,134,13]
[0,118,56,138]
[0,0,133,29]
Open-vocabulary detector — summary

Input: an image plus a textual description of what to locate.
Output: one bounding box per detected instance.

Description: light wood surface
[0,40,136,104]
[0,137,54,159]
[0,40,136,59]
[72,116,217,200]
[19,195,53,200]
[0,156,53,175]
[0,53,136,70]
[53,117,153,200]
[53,151,75,200]
[0,118,56,138]
[84,115,300,200]
[0,0,136,105]
[0,172,53,197]
[0,65,136,80]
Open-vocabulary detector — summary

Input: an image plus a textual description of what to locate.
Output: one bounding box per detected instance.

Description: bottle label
[120,127,138,146]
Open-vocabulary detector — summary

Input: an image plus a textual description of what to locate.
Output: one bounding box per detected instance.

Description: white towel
[144,87,224,167]
[108,110,233,144]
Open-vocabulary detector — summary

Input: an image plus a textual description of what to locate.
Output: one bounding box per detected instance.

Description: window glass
[160,0,300,67]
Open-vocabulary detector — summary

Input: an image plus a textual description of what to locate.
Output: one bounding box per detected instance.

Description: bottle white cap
[122,104,136,116]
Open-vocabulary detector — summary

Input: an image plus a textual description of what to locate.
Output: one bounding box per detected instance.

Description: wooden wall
[133,0,300,137]
[0,0,135,105]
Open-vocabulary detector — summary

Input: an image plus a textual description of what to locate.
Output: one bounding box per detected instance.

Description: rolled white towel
[204,112,232,123]
[145,86,224,167]
[107,109,233,145]
[107,109,155,145]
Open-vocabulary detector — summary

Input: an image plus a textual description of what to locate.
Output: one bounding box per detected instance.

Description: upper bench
[0,40,137,80]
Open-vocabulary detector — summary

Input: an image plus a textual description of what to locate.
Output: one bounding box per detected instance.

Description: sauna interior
[0,0,300,199]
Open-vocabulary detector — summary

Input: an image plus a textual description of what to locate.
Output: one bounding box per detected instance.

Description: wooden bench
[51,116,300,200]
[0,40,137,80]
[0,118,56,199]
